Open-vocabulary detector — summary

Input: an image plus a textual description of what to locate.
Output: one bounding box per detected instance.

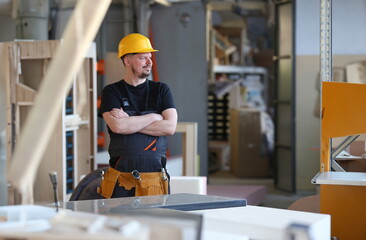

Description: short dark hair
[120,53,138,66]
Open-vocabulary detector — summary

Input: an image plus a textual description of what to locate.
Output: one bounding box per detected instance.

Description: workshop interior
[1,0,366,239]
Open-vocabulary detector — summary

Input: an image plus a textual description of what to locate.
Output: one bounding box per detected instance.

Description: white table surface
[191,205,330,240]
[312,171,366,186]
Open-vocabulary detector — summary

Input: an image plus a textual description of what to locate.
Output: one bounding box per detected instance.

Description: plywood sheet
[18,40,59,59]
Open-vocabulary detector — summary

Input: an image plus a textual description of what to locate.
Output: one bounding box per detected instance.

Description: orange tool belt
[97,167,169,198]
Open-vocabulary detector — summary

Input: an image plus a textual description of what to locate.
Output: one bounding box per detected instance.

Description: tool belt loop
[97,167,120,198]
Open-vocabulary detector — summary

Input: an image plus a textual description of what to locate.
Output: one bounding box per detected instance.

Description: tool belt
[97,167,169,198]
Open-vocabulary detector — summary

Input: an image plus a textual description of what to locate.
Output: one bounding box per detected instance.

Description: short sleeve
[98,84,122,118]
[159,83,175,112]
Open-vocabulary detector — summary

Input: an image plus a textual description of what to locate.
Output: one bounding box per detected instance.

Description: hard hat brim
[118,49,158,59]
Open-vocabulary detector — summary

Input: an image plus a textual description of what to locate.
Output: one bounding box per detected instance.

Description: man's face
[129,53,153,79]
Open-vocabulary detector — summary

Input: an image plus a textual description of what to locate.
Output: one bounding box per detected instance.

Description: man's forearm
[105,108,176,136]
[139,119,176,136]
[139,108,177,136]
[104,112,162,134]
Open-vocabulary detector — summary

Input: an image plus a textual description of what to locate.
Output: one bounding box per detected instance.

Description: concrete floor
[208,170,317,209]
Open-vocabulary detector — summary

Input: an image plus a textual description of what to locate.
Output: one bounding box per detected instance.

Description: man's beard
[139,72,150,78]
[132,65,151,78]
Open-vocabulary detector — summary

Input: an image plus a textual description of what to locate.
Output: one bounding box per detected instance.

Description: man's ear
[123,55,131,66]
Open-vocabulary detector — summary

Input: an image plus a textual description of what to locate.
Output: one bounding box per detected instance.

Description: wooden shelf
[2,40,97,203]
[312,171,366,186]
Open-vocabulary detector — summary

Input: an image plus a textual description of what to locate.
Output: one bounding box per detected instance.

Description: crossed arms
[102,108,178,136]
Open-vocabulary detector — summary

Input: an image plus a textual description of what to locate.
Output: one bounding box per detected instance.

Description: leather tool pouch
[97,167,120,198]
[98,168,169,198]
[118,172,168,196]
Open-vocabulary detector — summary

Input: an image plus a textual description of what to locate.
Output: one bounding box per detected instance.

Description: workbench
[0,194,330,240]
[60,193,330,239]
[192,205,330,240]
[61,193,246,212]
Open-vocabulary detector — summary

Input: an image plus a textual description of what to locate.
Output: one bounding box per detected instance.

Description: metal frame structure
[314,1,366,238]
[320,0,333,172]
[320,0,360,172]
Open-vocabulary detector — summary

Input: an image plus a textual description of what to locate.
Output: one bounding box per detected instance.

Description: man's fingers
[110,107,129,119]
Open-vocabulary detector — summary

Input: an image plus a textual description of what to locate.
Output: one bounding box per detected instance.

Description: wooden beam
[6,45,19,170]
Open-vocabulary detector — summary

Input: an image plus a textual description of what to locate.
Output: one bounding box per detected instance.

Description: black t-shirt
[98,79,175,117]
[98,80,175,164]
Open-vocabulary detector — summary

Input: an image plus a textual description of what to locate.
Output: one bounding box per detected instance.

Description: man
[97,33,178,198]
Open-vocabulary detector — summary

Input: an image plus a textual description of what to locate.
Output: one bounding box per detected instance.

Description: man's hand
[110,108,129,119]
[153,113,164,121]
[139,108,177,136]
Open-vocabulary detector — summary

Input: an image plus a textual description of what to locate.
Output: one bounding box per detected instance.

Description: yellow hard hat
[118,33,158,58]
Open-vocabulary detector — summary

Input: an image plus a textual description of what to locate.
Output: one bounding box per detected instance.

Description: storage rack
[208,93,229,141]
[2,40,97,202]
[311,0,366,238]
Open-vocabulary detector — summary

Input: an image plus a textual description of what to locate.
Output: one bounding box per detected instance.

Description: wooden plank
[16,82,36,103]
[176,122,198,176]
[76,59,94,180]
[89,43,98,171]
[7,45,19,167]
[18,40,59,59]
[2,43,12,173]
